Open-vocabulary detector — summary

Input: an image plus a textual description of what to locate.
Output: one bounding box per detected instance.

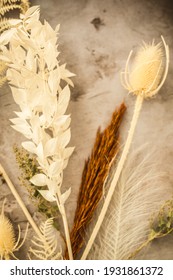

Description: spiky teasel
[81,36,169,260]
[0,199,28,260]
[121,37,169,98]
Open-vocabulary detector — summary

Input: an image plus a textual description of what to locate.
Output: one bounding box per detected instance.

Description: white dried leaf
[59,128,71,148]
[63,147,75,159]
[11,124,32,139]
[44,137,58,157]
[60,188,71,205]
[30,174,47,186]
[57,85,71,115]
[39,190,56,202]
[47,160,63,178]
[22,141,36,154]
[35,142,44,162]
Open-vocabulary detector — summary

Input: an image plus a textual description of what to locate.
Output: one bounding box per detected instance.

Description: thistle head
[0,200,15,260]
[121,36,169,98]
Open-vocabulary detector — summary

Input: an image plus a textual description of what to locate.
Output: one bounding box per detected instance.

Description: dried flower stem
[128,199,173,259]
[66,103,126,259]
[81,36,169,260]
[0,163,42,240]
[81,97,142,259]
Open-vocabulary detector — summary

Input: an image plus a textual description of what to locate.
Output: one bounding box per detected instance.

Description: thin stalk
[128,228,173,259]
[0,163,42,240]
[127,238,152,260]
[81,94,144,260]
[60,203,73,260]
[56,191,73,260]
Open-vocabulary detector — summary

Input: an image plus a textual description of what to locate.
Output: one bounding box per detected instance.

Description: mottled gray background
[0,0,173,259]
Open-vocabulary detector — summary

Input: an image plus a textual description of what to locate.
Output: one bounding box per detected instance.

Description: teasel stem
[0,163,42,240]
[81,36,169,260]
[81,95,143,259]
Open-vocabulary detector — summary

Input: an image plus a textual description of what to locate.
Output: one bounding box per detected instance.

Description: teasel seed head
[0,199,28,260]
[0,200,15,260]
[121,36,169,98]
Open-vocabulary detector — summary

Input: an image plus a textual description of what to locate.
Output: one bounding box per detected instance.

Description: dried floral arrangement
[0,2,172,260]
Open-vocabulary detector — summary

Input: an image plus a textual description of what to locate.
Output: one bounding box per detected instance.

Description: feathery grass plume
[87,146,169,259]
[65,103,126,259]
[128,198,173,259]
[14,146,60,228]
[29,218,62,260]
[0,199,28,260]
[81,36,169,260]
[0,6,75,259]
[0,0,30,88]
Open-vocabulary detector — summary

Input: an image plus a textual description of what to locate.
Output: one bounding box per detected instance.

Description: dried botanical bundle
[65,103,126,259]
[0,0,30,87]
[0,6,75,259]
[87,147,169,259]
[81,37,169,259]
[0,199,28,260]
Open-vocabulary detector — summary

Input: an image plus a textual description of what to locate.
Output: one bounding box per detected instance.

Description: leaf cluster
[0,0,30,88]
[150,199,173,238]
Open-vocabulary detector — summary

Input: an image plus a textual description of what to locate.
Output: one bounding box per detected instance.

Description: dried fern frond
[0,4,23,16]
[81,37,169,260]
[0,0,30,34]
[66,103,126,259]
[29,218,62,260]
[0,0,30,88]
[87,147,169,260]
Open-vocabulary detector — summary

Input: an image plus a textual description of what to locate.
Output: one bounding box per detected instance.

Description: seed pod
[121,36,169,98]
[0,201,15,260]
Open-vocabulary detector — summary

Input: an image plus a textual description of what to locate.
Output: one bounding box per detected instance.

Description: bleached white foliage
[29,218,62,260]
[0,6,75,259]
[0,6,74,207]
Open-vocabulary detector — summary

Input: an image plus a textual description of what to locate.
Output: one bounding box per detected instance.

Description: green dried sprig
[128,198,173,259]
[13,145,60,228]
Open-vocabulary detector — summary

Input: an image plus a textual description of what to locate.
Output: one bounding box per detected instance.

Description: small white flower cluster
[0,6,74,206]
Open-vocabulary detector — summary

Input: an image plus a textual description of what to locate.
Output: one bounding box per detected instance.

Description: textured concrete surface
[1,0,173,259]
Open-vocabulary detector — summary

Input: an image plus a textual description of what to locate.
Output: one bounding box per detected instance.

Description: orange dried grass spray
[65,103,126,259]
